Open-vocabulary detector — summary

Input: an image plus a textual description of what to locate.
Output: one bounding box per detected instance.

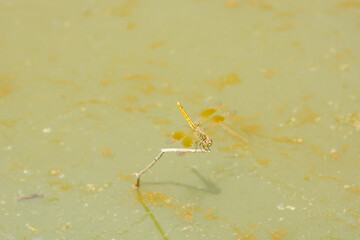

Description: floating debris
[18,193,43,201]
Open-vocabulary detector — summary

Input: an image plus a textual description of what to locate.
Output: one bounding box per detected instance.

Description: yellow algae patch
[247,0,273,11]
[342,145,350,153]
[104,1,138,17]
[134,82,156,95]
[123,74,153,81]
[261,68,277,79]
[320,175,341,181]
[292,41,302,49]
[48,181,73,191]
[259,2,273,10]
[0,74,18,99]
[49,78,82,90]
[99,79,114,86]
[295,105,321,126]
[233,227,257,240]
[209,73,241,92]
[312,170,341,181]
[127,22,137,31]
[336,1,360,9]
[226,1,240,8]
[124,107,149,113]
[148,41,166,49]
[84,112,105,121]
[137,191,175,208]
[336,113,360,130]
[49,169,62,176]
[175,207,198,222]
[279,137,302,144]
[48,180,63,186]
[48,56,57,61]
[0,119,18,128]
[59,184,73,191]
[26,224,39,233]
[123,95,138,103]
[269,229,287,239]
[61,223,72,231]
[345,186,360,196]
[275,23,293,31]
[124,103,161,113]
[76,99,110,105]
[311,145,325,158]
[226,0,272,10]
[81,183,110,193]
[204,208,219,220]
[160,61,168,67]
[136,191,199,222]
[147,59,169,68]
[256,158,271,166]
[302,93,313,100]
[101,147,114,158]
[116,173,132,180]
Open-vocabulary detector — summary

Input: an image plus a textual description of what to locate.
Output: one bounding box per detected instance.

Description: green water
[0,0,359,239]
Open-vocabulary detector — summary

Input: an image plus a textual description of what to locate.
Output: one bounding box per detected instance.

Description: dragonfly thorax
[195,127,212,150]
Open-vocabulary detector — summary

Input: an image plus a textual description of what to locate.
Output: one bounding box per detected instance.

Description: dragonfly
[168,101,233,151]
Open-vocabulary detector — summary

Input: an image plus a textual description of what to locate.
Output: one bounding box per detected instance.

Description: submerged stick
[134,148,209,189]
[18,193,43,201]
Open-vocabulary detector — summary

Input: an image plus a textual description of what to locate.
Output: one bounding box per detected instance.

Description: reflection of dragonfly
[169,101,233,151]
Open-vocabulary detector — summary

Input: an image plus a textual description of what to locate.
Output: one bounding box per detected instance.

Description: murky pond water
[1,0,359,239]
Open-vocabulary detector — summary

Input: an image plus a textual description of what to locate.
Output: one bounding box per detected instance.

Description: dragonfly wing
[166,126,193,145]
[181,134,195,148]
[208,110,236,125]
[198,101,223,124]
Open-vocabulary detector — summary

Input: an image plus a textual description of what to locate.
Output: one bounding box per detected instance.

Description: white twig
[134,148,210,189]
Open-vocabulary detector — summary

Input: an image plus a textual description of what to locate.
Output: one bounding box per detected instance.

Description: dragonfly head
[203,137,213,150]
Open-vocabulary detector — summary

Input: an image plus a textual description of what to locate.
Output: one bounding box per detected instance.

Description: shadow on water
[144,168,221,194]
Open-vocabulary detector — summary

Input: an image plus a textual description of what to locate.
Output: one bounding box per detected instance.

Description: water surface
[0,0,359,239]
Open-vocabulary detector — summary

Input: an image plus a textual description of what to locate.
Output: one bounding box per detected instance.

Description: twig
[134,148,209,189]
[18,193,43,201]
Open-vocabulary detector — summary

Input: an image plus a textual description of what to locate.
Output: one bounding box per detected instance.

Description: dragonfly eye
[205,138,213,147]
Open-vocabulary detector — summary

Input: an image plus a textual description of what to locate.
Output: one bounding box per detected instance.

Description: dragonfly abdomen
[177,102,196,130]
